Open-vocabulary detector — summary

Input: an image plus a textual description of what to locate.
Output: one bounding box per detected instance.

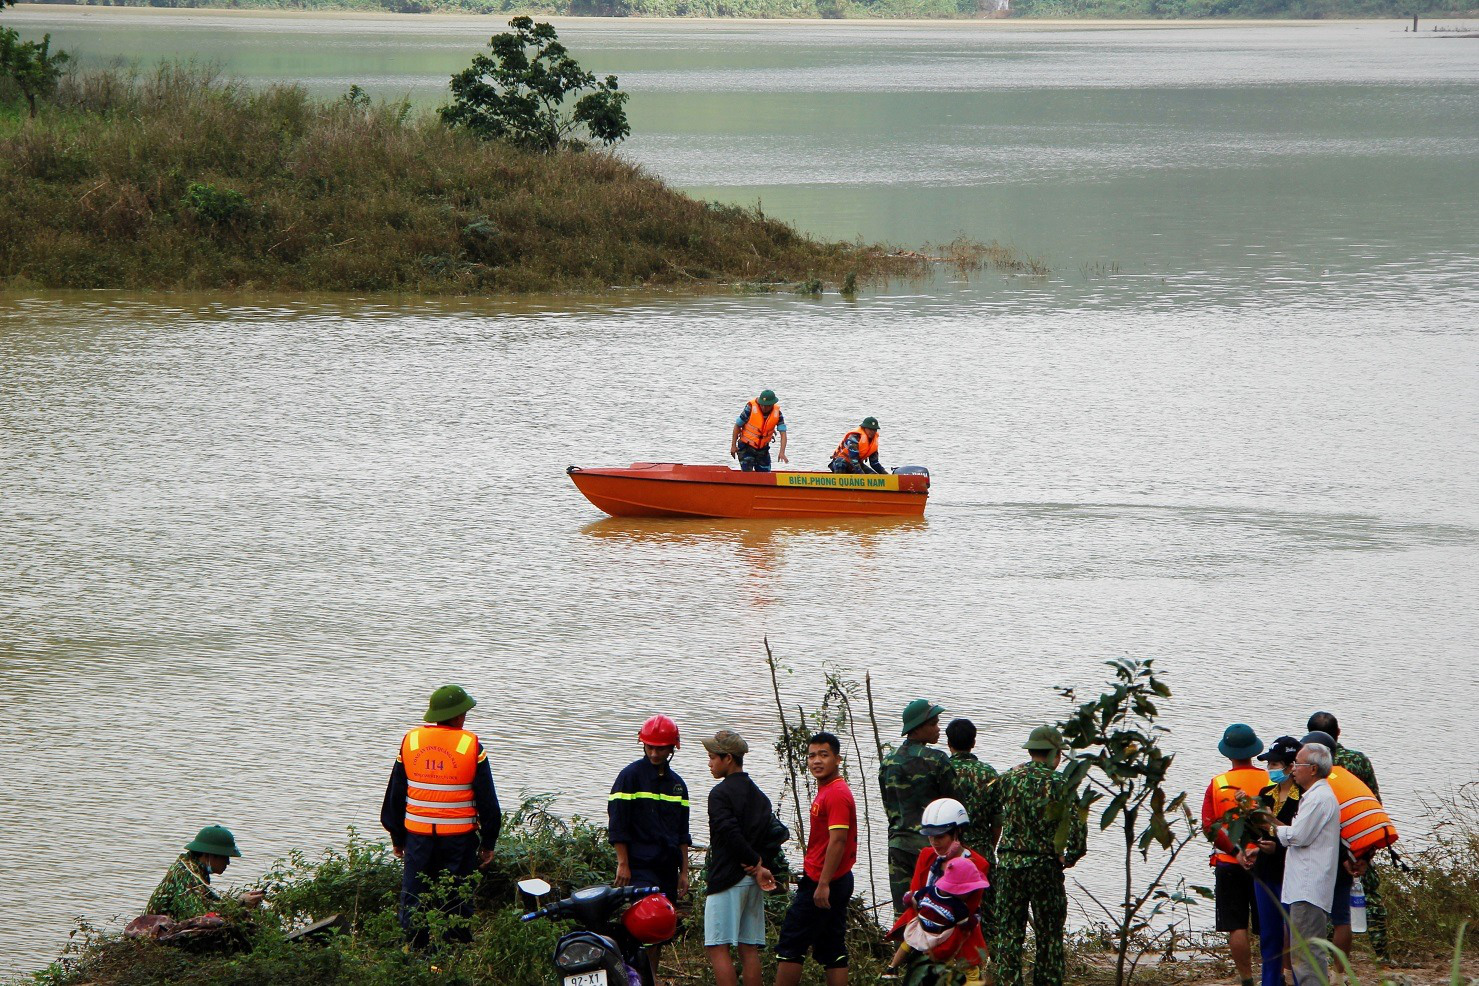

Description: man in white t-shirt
[1258,742,1340,986]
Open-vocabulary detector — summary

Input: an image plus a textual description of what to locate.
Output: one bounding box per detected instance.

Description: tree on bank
[0,0,70,119]
[440,16,629,153]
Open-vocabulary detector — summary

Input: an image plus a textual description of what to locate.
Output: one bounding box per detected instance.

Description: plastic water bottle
[1350,885,1368,933]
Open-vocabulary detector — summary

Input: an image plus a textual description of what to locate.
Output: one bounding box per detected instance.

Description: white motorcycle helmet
[919,797,970,836]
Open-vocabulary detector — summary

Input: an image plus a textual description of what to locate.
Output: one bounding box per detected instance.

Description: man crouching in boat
[730,389,788,472]
[829,417,887,474]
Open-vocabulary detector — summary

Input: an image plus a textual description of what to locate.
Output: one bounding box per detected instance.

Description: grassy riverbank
[0,65,941,294]
[20,795,1477,986]
[16,658,1478,986]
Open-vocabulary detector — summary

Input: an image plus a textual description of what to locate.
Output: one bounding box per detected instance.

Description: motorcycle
[518,878,677,986]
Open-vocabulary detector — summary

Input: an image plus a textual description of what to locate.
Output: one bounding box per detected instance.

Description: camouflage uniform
[879,739,955,912]
[951,751,1001,938]
[992,761,1087,986]
[1336,744,1388,959]
[146,852,219,920]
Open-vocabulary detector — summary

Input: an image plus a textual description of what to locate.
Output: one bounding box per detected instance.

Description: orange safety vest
[1207,766,1269,865]
[739,400,781,449]
[833,428,879,462]
[1328,766,1399,857]
[401,725,480,836]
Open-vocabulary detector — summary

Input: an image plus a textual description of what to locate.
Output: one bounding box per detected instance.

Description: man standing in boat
[828,417,886,474]
[730,389,788,472]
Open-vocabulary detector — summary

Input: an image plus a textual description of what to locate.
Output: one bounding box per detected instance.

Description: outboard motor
[892,465,930,489]
[520,880,675,986]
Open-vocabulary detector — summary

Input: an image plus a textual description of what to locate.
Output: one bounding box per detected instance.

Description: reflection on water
[582,517,928,609]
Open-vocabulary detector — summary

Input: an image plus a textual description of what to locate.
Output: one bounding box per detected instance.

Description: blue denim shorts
[704,876,766,947]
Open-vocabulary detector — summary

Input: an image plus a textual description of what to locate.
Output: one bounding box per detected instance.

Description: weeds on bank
[1384,785,1479,957]
[0,64,930,295]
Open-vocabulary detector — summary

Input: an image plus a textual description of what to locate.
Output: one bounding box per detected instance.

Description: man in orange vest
[729,389,788,472]
[381,684,502,949]
[1200,723,1268,986]
[828,417,886,475]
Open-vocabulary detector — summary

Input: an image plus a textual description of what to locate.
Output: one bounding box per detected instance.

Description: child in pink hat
[884,857,991,977]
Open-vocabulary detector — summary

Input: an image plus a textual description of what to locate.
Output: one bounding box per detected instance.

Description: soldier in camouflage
[879,698,955,914]
[947,717,1001,939]
[992,725,1087,986]
[146,825,264,921]
[1309,712,1389,961]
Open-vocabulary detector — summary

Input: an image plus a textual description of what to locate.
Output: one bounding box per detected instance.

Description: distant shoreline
[8,3,1463,24]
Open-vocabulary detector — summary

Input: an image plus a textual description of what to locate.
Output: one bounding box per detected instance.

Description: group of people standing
[146,686,1394,986]
[1201,713,1393,986]
[730,388,888,475]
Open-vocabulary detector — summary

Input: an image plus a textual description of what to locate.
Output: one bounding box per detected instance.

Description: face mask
[1268,769,1287,784]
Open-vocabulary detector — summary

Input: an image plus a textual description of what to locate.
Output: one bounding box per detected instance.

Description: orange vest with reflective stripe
[1208,766,1269,865]
[1328,766,1399,857]
[401,726,479,836]
[833,428,879,462]
[739,400,781,449]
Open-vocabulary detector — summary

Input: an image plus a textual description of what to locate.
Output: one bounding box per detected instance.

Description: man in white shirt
[1258,743,1341,986]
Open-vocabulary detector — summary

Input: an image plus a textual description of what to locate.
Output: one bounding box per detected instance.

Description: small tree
[0,29,69,119]
[440,16,629,152]
[1056,658,1206,986]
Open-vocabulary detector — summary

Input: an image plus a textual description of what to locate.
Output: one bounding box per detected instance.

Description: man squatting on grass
[702,729,778,986]
[775,731,858,986]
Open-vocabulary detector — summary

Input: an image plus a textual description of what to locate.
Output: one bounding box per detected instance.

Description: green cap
[860,416,880,430]
[424,684,477,723]
[1023,725,1066,752]
[1218,723,1263,759]
[701,729,750,756]
[757,389,777,407]
[185,825,241,857]
[901,698,946,735]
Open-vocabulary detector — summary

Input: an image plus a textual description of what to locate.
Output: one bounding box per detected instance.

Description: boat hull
[568,463,928,519]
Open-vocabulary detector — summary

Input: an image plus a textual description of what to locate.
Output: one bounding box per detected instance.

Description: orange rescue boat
[567,463,929,519]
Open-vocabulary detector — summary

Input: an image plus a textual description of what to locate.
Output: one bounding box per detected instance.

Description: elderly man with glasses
[1257,743,1341,986]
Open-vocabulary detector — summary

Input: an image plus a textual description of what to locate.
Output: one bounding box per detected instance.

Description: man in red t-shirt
[776,731,857,986]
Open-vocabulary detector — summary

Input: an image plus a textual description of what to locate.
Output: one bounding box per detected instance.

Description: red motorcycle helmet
[622,893,677,945]
[637,714,680,749]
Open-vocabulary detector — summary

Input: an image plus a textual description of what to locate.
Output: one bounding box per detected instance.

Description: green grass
[0,64,932,295]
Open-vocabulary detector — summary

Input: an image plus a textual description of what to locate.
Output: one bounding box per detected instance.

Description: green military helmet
[424,684,477,723]
[185,825,242,857]
[860,416,880,431]
[900,698,946,735]
[757,389,778,407]
[1022,725,1066,751]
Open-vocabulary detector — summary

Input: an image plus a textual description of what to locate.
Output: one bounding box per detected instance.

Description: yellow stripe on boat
[774,473,900,491]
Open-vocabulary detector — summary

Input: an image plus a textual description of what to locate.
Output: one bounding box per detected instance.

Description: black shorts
[776,873,854,969]
[1214,862,1260,933]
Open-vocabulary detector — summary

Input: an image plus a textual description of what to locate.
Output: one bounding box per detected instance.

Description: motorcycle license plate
[562,974,608,986]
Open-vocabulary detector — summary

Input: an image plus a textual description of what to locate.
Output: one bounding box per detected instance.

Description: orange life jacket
[401,726,480,836]
[1328,766,1399,857]
[833,428,879,462]
[1207,766,1269,865]
[739,400,781,449]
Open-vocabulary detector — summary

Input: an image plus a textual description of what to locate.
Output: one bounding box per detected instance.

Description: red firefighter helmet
[622,892,677,945]
[637,714,681,749]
